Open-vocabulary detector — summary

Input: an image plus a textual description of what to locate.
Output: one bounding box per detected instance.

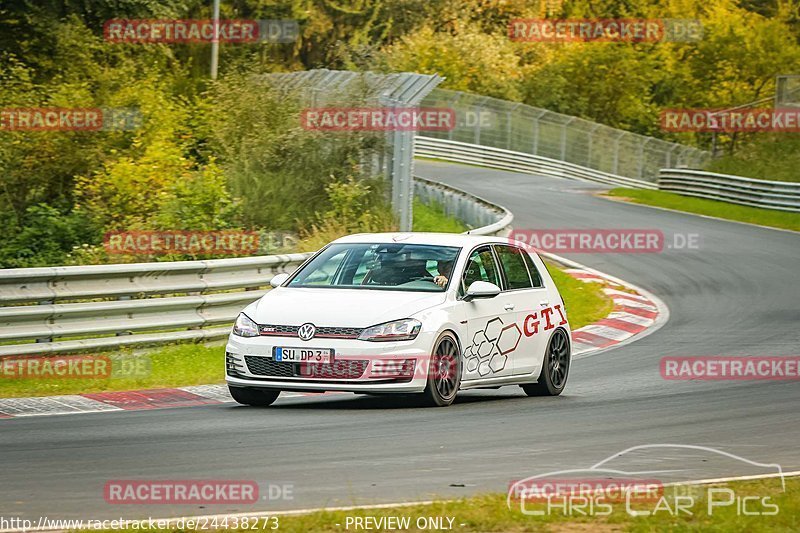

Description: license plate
[275,347,333,364]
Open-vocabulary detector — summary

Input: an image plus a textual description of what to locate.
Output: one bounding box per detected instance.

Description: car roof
[331,232,511,248]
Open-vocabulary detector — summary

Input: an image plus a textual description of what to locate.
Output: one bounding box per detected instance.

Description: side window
[293,250,347,285]
[495,245,533,290]
[522,249,544,288]
[350,248,377,285]
[461,247,501,293]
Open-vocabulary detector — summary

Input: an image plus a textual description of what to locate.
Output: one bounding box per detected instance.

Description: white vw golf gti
[226,233,571,407]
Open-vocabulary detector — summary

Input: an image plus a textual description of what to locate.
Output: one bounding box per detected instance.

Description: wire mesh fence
[422,89,710,182]
[776,75,800,108]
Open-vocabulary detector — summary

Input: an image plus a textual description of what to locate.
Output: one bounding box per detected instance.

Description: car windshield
[287,243,461,292]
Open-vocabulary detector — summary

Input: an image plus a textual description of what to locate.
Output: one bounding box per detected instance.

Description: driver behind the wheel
[434,259,454,288]
[365,255,429,286]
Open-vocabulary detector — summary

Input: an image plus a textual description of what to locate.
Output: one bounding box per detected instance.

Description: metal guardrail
[422,88,710,182]
[413,176,513,236]
[0,254,313,356]
[0,177,512,357]
[415,136,658,190]
[658,169,800,212]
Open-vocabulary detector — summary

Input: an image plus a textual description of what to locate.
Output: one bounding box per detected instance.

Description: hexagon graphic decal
[477,340,493,359]
[489,353,508,373]
[497,323,522,355]
[472,330,489,347]
[484,317,504,342]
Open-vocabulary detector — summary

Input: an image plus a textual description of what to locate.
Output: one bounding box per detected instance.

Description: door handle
[503,303,515,311]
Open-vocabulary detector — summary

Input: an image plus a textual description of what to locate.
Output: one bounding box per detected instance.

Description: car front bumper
[224,331,437,393]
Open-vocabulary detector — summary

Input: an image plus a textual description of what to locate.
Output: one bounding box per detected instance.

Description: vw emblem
[298,323,316,341]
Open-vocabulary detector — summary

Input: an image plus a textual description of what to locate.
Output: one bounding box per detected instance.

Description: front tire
[419,331,461,407]
[228,386,280,406]
[521,328,570,397]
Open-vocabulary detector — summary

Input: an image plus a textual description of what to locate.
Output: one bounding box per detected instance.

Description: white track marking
[0,395,120,417]
[603,288,651,302]
[607,311,655,327]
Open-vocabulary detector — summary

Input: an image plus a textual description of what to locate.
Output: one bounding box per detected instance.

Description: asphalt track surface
[2,161,799,521]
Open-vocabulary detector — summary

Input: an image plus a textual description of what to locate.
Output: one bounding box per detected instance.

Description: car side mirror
[463,281,501,302]
[270,273,290,288]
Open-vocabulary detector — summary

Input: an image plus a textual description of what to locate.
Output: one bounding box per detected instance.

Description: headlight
[358,318,421,342]
[232,313,259,337]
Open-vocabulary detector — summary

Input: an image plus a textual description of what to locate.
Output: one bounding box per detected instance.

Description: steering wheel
[408,275,437,283]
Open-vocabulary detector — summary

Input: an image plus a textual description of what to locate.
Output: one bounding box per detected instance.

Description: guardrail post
[474,104,481,145]
[530,110,546,155]
[637,138,651,180]
[587,124,600,168]
[560,118,576,161]
[447,93,461,141]
[612,132,625,175]
[666,145,678,169]
[506,104,520,151]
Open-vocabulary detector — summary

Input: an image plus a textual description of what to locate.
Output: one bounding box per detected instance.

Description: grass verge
[0,344,225,398]
[80,476,798,532]
[605,188,800,232]
[548,263,614,330]
[412,199,469,232]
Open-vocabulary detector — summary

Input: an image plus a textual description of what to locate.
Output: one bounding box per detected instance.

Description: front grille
[317,326,364,338]
[243,356,368,379]
[244,356,295,378]
[259,324,363,339]
[260,324,299,336]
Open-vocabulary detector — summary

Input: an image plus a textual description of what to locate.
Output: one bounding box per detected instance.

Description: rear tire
[521,328,570,397]
[419,331,461,407]
[228,386,280,406]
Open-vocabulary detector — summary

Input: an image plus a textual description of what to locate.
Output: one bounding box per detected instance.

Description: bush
[706,135,800,182]
[297,176,396,251]
[0,205,100,268]
[207,73,389,231]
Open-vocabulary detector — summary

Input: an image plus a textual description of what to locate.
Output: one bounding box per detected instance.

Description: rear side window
[495,245,533,290]
[522,249,544,288]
